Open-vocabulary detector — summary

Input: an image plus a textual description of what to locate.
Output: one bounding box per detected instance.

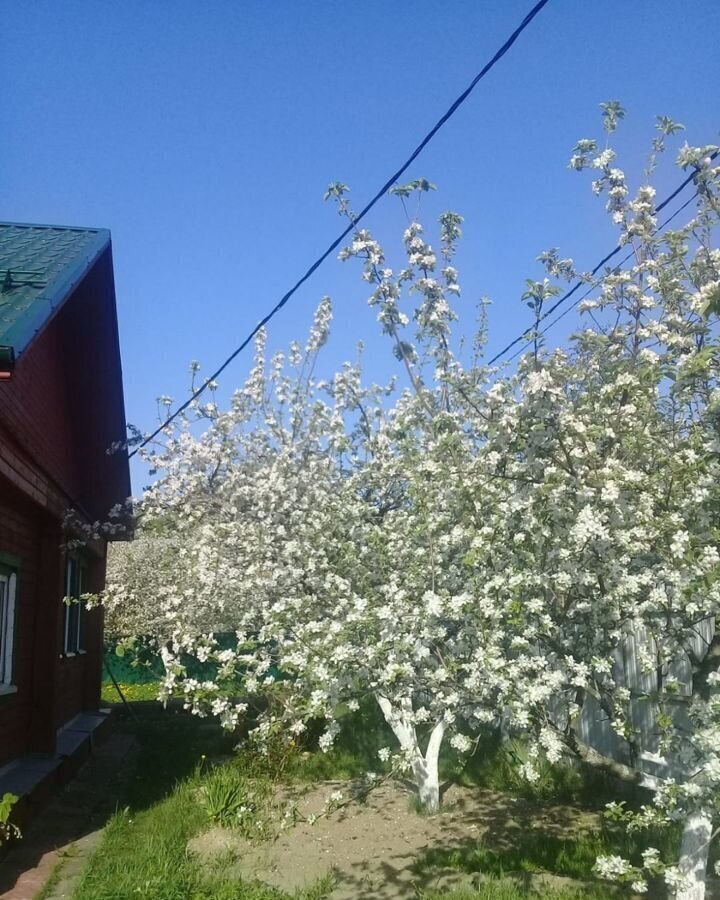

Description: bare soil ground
[188,780,602,899]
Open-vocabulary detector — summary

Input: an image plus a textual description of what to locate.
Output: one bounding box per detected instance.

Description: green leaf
[656,115,684,136]
[701,283,720,318]
[600,99,626,134]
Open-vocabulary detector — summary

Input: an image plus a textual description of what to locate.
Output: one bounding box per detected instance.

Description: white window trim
[63,557,86,657]
[0,571,17,688]
[63,561,72,655]
[75,566,83,652]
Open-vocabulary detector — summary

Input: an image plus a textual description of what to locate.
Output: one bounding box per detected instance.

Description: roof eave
[1,226,111,358]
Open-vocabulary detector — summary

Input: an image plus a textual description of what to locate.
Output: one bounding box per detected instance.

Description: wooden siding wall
[0,246,130,521]
[0,489,42,765]
[53,556,106,730]
[0,246,128,765]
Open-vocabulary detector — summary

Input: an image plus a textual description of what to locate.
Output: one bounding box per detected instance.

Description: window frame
[63,555,87,657]
[0,561,18,691]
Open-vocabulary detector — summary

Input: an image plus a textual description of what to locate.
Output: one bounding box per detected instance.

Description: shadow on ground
[0,732,138,898]
[0,703,232,898]
[192,779,642,900]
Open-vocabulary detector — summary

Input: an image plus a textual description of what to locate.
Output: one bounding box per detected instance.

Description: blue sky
[3,1,719,490]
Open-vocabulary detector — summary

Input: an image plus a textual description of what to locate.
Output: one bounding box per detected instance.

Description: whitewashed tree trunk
[375,694,446,812]
[676,808,713,900]
[568,736,715,900]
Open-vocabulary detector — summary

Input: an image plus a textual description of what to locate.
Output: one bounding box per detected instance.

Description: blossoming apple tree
[102,109,719,894]
[109,216,510,812]
[456,116,720,898]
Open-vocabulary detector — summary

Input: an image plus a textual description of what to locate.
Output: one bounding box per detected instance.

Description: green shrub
[0,792,20,846]
[199,763,272,840]
[451,732,647,809]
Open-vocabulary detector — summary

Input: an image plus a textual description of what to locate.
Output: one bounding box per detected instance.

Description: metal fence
[578,617,715,780]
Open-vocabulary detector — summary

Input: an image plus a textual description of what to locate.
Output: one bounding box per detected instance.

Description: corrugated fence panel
[579,617,715,780]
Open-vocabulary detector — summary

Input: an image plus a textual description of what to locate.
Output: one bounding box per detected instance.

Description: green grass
[422,885,612,900]
[100,680,160,704]
[414,823,678,882]
[281,700,396,782]
[74,790,300,900]
[73,707,333,899]
[447,732,647,809]
[420,882,615,899]
[67,703,680,899]
[200,761,274,839]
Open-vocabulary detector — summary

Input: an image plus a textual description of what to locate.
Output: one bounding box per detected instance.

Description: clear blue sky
[3,1,719,490]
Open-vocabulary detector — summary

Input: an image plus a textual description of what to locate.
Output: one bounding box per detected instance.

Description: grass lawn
[64,702,674,899]
[100,680,160,704]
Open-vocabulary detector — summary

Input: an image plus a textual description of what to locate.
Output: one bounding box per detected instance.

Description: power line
[502,190,702,365]
[486,152,719,367]
[129,0,551,459]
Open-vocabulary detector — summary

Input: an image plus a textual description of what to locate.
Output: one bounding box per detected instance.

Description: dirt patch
[188,780,600,899]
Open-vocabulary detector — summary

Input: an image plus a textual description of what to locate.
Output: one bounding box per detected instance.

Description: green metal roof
[0,222,110,356]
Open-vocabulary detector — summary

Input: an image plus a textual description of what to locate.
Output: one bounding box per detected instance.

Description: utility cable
[502,190,702,365]
[128,0,551,458]
[486,150,719,367]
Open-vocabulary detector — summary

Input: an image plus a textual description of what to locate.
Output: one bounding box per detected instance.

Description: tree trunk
[375,694,446,813]
[675,808,713,900]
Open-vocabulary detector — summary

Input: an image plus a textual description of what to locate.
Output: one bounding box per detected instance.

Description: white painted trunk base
[376,694,445,813]
[675,808,713,900]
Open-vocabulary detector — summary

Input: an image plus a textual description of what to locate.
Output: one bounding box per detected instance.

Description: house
[0,222,130,817]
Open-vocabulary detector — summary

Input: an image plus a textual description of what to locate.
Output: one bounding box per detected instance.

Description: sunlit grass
[100,680,160,704]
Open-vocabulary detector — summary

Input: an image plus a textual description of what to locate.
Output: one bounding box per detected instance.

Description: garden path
[0,733,138,900]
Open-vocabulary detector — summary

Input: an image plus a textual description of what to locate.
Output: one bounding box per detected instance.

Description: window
[0,565,17,688]
[63,557,86,655]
